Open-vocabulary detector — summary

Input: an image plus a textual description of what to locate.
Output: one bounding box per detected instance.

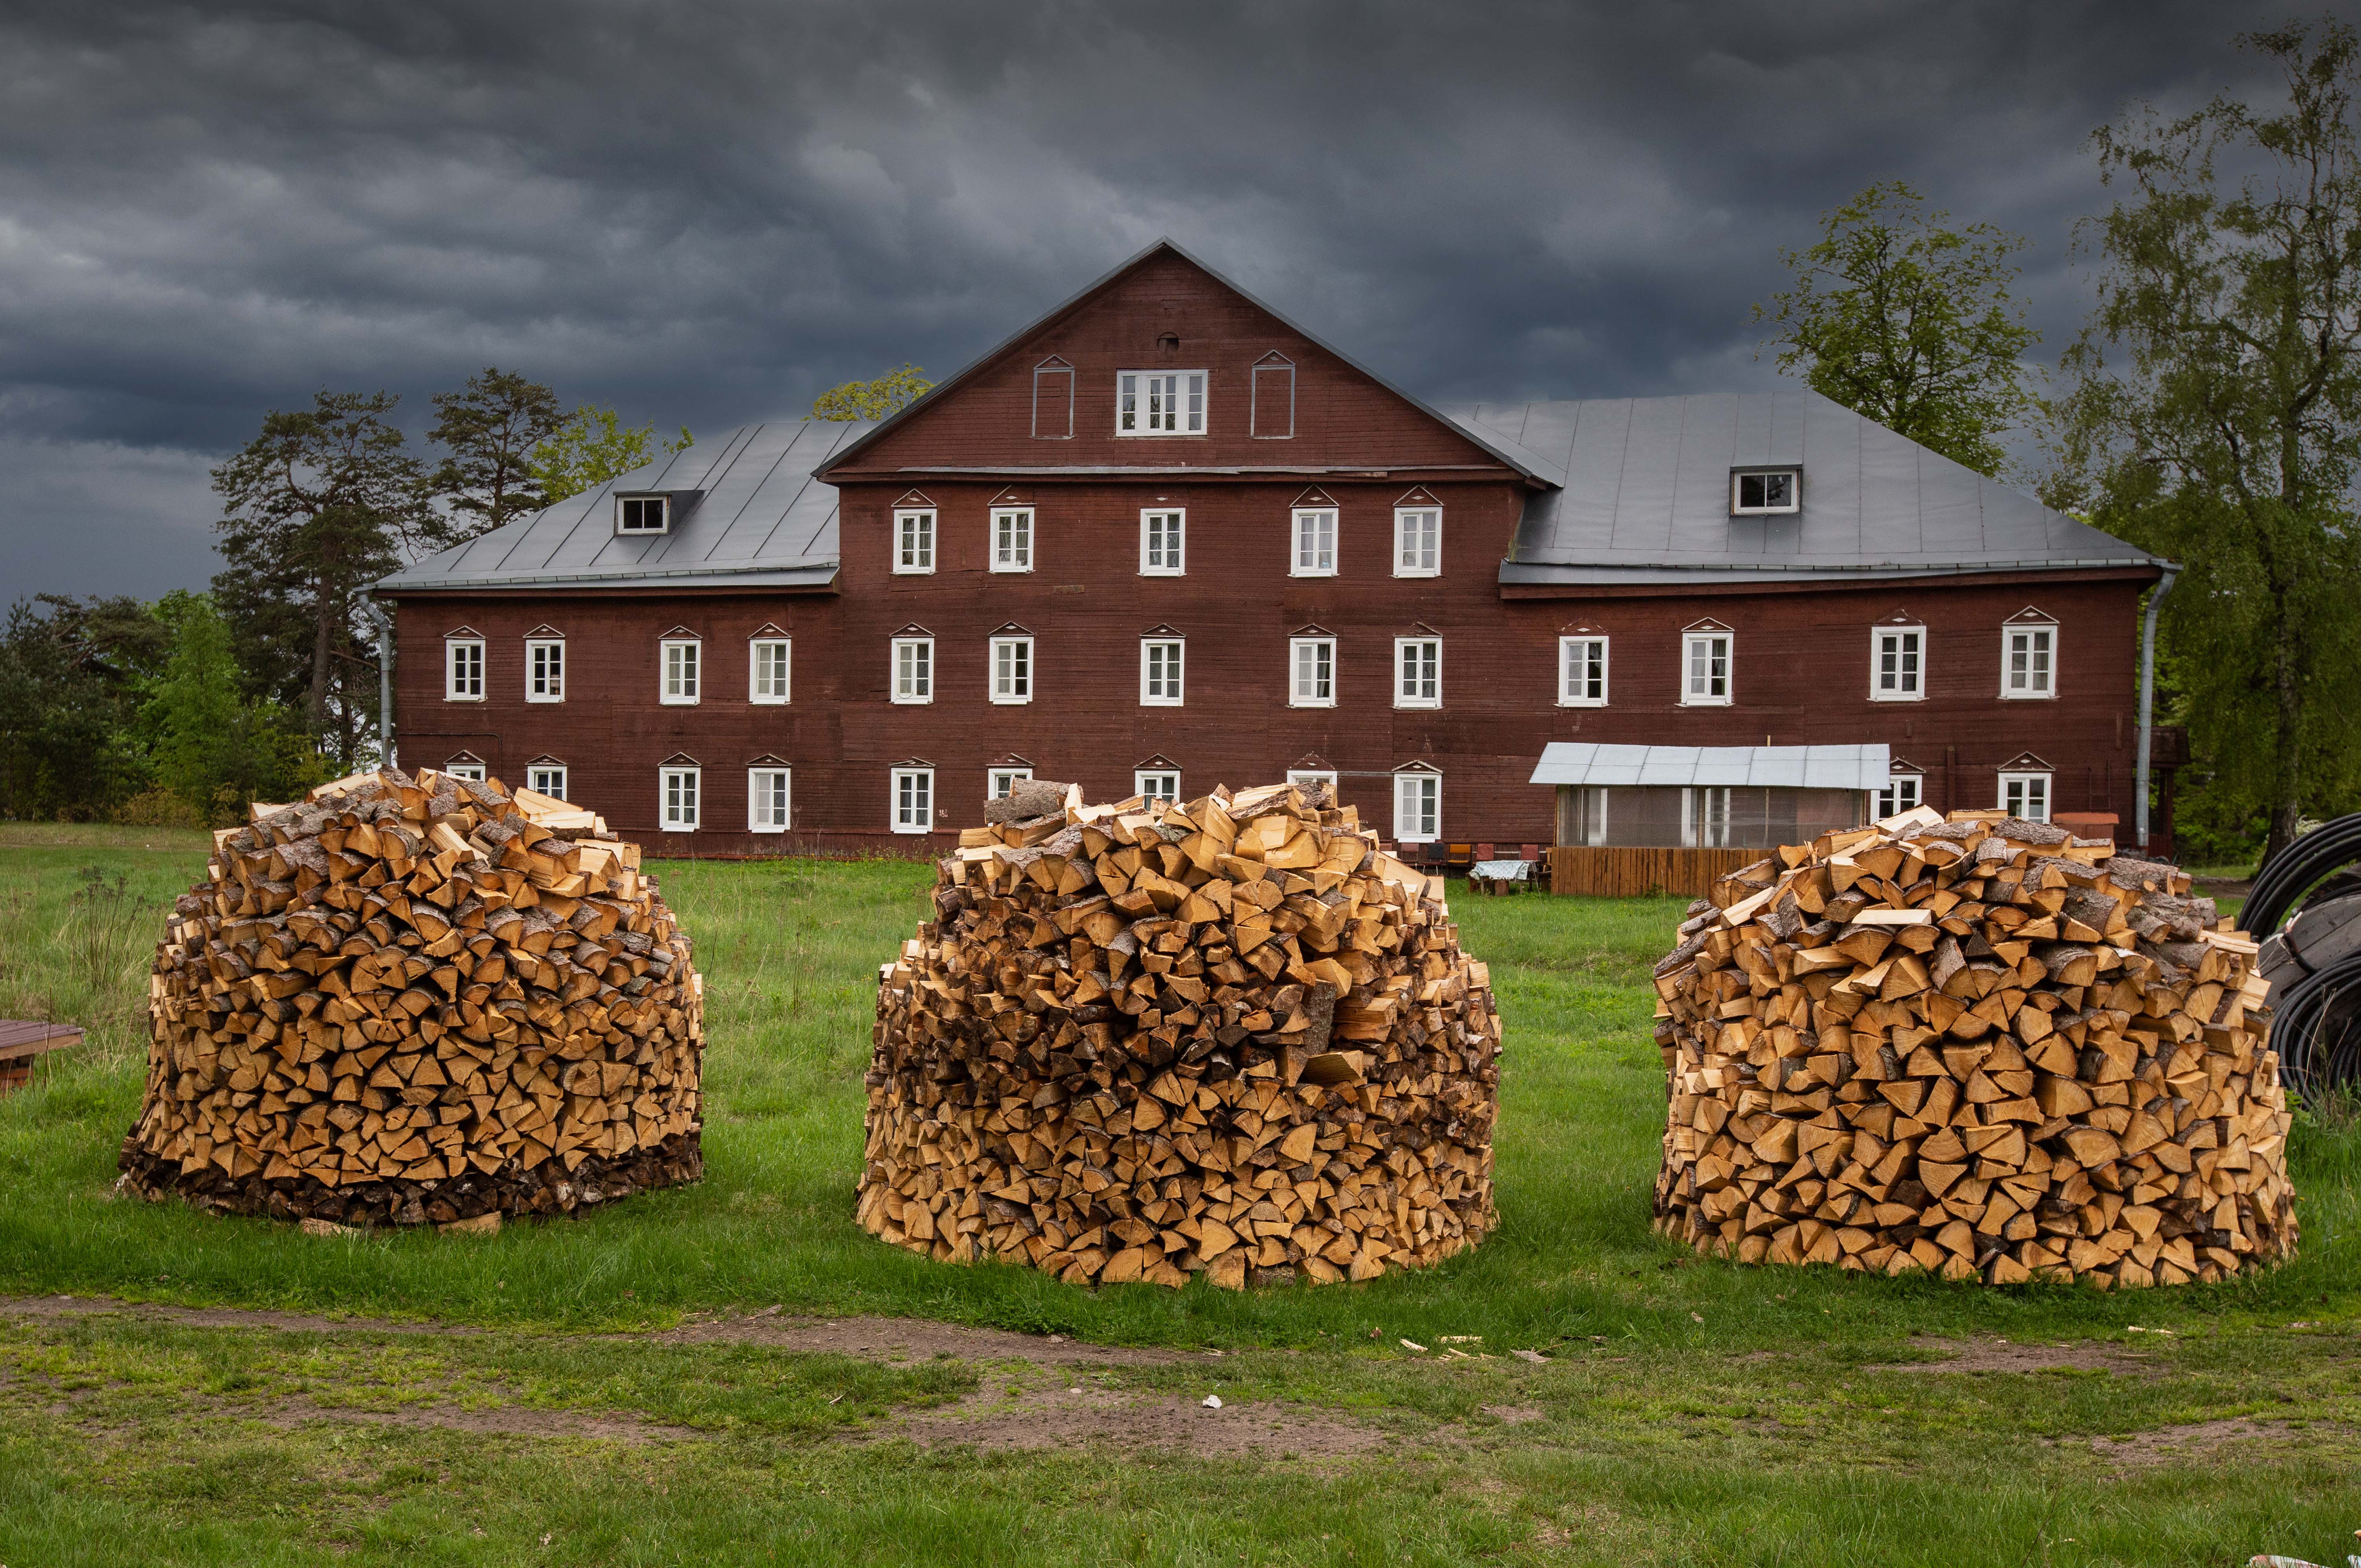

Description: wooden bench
[0,1021,82,1095]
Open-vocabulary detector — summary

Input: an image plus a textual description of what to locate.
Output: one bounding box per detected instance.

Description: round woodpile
[860,778,1502,1288]
[1651,807,2296,1286]
[118,766,705,1226]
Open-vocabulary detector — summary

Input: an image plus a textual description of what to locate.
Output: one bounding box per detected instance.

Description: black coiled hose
[2244,813,2361,1099]
[2239,811,2361,938]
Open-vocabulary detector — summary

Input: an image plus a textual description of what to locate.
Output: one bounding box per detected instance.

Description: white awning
[1529,743,1891,791]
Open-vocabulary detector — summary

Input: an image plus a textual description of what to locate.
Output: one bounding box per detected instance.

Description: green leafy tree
[0,594,169,819]
[529,406,693,505]
[140,592,320,819]
[1755,182,2040,476]
[809,364,933,422]
[428,368,565,539]
[2047,19,2361,864]
[211,390,442,766]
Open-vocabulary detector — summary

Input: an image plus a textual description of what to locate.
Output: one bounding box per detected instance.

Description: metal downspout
[361,597,395,772]
[2136,563,2180,851]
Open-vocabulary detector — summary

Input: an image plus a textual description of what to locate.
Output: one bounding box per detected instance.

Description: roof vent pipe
[2135,564,2180,851]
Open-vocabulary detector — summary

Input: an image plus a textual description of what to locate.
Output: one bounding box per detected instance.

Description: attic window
[1730,469,1798,515]
[1118,371,1206,436]
[617,495,670,535]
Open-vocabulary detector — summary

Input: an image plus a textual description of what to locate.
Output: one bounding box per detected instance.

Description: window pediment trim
[1134,752,1180,771]
[521,624,563,639]
[2004,606,2058,625]
[749,622,789,639]
[443,626,482,640]
[1391,759,1443,776]
[893,623,933,638]
[892,489,937,510]
[1141,622,1183,638]
[659,752,702,767]
[1683,617,1734,634]
[1290,486,1338,508]
[747,752,790,767]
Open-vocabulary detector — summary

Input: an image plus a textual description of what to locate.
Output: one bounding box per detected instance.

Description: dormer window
[1730,469,1799,515]
[1117,370,1207,436]
[616,494,670,535]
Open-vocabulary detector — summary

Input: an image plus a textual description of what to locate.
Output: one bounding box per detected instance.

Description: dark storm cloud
[0,0,2297,597]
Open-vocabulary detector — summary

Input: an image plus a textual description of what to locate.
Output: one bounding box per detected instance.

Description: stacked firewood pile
[118,767,705,1227]
[1651,807,2296,1287]
[860,778,1502,1288]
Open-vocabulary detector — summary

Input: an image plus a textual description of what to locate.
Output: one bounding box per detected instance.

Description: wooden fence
[1545,846,1763,898]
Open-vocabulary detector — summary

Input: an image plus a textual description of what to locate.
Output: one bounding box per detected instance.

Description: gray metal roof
[374,419,872,593]
[1530,742,1892,790]
[1442,391,2162,587]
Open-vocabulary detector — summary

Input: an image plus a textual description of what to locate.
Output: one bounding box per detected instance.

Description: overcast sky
[0,0,2303,600]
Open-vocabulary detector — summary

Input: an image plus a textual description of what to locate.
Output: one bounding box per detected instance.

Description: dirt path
[0,1292,1183,1367]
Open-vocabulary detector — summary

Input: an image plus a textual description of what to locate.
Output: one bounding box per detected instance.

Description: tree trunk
[307,574,334,739]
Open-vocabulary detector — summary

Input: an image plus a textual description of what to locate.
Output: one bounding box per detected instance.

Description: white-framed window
[444,757,486,784]
[891,637,934,704]
[660,765,700,832]
[1116,370,1207,436]
[989,635,1033,704]
[1140,638,1184,706]
[992,508,1033,573]
[661,638,701,705]
[1683,786,1733,848]
[1394,508,1441,577]
[1292,508,1338,576]
[750,638,791,704]
[1140,509,1185,575]
[526,762,567,799]
[988,766,1033,800]
[1395,637,1441,709]
[1682,631,1732,706]
[616,495,670,535]
[890,767,934,833]
[525,637,564,703]
[2000,771,2051,823]
[2003,624,2056,698]
[445,636,484,702]
[1877,772,1923,820]
[894,509,935,574]
[1290,636,1335,707]
[1135,768,1181,803]
[1393,770,1441,844]
[748,767,791,833]
[1287,768,1337,795]
[1730,469,1799,514]
[1559,636,1608,707]
[1872,626,1925,701]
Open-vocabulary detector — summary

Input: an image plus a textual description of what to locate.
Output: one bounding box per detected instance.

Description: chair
[1519,844,1541,861]
[1475,842,1496,862]
[1446,843,1474,869]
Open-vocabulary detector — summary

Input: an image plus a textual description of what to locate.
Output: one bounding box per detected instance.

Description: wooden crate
[1545,847,1762,898]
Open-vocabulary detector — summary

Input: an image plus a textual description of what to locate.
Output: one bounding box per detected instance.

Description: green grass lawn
[2,822,2357,1566]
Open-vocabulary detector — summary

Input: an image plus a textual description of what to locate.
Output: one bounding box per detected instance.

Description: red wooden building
[374,241,2173,858]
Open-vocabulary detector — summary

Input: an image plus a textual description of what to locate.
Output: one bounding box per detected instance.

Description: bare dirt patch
[256,1396,703,1444]
[650,1310,1180,1368]
[860,1380,1386,1460]
[0,1295,1183,1372]
[2084,1418,2297,1465]
[0,1294,481,1339]
[874,1388,1388,1464]
[1480,1404,1546,1425]
[1863,1337,2158,1376]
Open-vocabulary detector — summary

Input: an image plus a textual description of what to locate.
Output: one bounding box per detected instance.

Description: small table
[0,1021,82,1095]
[1469,859,1536,896]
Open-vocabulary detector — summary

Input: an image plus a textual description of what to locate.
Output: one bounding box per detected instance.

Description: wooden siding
[1546,846,1761,898]
[830,249,1511,478]
[384,252,2161,857]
